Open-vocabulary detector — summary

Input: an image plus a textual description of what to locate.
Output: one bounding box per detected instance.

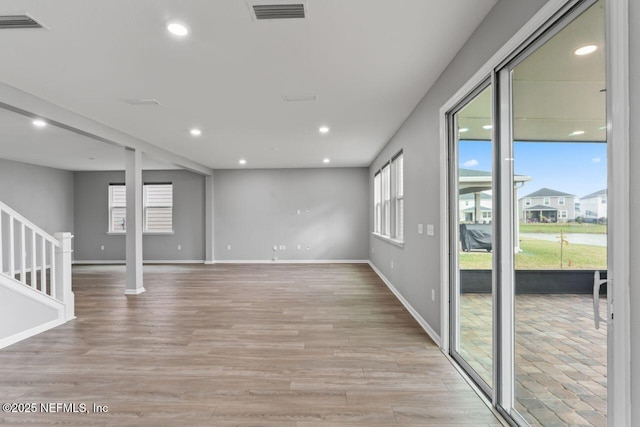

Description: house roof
[581,189,607,199]
[459,168,492,177]
[523,187,574,198]
[525,204,559,211]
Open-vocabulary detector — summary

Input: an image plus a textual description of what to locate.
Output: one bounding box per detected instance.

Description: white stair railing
[0,201,74,320]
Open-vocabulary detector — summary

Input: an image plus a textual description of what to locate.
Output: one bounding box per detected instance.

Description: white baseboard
[73,260,205,265]
[367,261,441,347]
[124,287,146,295]
[0,317,66,350]
[213,259,369,264]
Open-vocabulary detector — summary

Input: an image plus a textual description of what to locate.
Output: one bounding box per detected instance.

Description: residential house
[580,189,608,222]
[519,187,577,223]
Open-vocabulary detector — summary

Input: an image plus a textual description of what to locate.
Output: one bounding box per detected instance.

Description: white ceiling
[459,0,605,142]
[0,0,498,171]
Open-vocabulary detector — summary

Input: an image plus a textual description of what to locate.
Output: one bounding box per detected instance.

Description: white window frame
[381,163,391,236]
[560,210,568,219]
[558,196,565,205]
[525,197,531,207]
[543,197,551,206]
[374,172,381,233]
[108,184,127,233]
[143,183,174,234]
[372,150,404,246]
[107,183,174,234]
[393,152,404,241]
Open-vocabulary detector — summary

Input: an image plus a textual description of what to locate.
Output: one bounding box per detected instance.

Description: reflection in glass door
[450,84,494,394]
[508,1,607,425]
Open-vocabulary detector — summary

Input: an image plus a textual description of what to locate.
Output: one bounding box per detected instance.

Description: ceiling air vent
[252,3,305,20]
[124,98,160,106]
[0,14,43,29]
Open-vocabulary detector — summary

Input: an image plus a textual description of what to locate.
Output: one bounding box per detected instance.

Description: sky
[459,140,607,198]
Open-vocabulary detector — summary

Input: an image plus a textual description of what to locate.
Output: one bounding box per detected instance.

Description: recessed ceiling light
[575,45,597,56]
[190,128,201,136]
[483,125,493,130]
[319,126,330,134]
[323,158,330,164]
[239,159,247,165]
[459,128,469,133]
[32,119,47,128]
[167,22,189,36]
[569,130,585,136]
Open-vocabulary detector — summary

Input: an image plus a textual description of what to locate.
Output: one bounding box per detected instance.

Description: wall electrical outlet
[306,245,310,250]
[178,245,182,251]
[431,289,435,302]
[273,245,278,251]
[100,245,104,251]
[297,244,301,250]
[372,247,375,253]
[227,245,232,251]
[418,224,424,235]
[297,209,301,215]
[391,261,394,269]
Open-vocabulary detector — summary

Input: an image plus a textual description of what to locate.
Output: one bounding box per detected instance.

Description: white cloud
[463,159,479,167]
[592,157,601,163]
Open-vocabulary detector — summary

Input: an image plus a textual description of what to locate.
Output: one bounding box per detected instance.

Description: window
[374,172,381,233]
[560,210,568,219]
[543,197,550,206]
[144,184,173,232]
[525,198,531,207]
[109,185,127,232]
[393,152,404,240]
[601,196,607,204]
[381,163,391,236]
[372,150,403,243]
[108,183,174,233]
[482,211,492,221]
[558,197,565,205]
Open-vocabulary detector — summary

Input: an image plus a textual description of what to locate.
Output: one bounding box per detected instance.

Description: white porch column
[125,147,145,295]
[205,174,215,264]
[474,192,482,223]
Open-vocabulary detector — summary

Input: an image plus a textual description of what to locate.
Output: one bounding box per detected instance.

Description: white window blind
[109,185,127,232]
[144,184,173,232]
[108,183,173,233]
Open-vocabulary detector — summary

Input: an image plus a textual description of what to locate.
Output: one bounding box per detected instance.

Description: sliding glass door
[449,83,494,396]
[448,1,609,425]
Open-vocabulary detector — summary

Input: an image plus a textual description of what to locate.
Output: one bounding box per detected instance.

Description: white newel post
[54,232,75,321]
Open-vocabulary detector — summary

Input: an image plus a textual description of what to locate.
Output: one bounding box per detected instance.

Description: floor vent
[252,3,305,20]
[0,15,43,29]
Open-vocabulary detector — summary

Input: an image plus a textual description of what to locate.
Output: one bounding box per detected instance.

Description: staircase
[0,200,74,349]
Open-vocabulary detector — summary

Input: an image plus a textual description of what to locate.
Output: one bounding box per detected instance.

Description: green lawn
[459,238,607,270]
[519,223,607,234]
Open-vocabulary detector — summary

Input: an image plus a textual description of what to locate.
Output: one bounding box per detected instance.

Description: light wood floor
[0,264,501,426]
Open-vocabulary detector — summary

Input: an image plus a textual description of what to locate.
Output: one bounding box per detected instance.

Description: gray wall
[73,169,205,261]
[369,0,550,337]
[0,158,74,235]
[214,168,369,261]
[628,0,639,419]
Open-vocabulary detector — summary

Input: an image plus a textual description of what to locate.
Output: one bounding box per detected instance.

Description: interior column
[205,174,215,264]
[125,147,145,295]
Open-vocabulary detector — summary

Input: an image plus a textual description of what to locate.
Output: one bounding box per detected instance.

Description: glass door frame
[447,78,496,401]
[439,0,630,425]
